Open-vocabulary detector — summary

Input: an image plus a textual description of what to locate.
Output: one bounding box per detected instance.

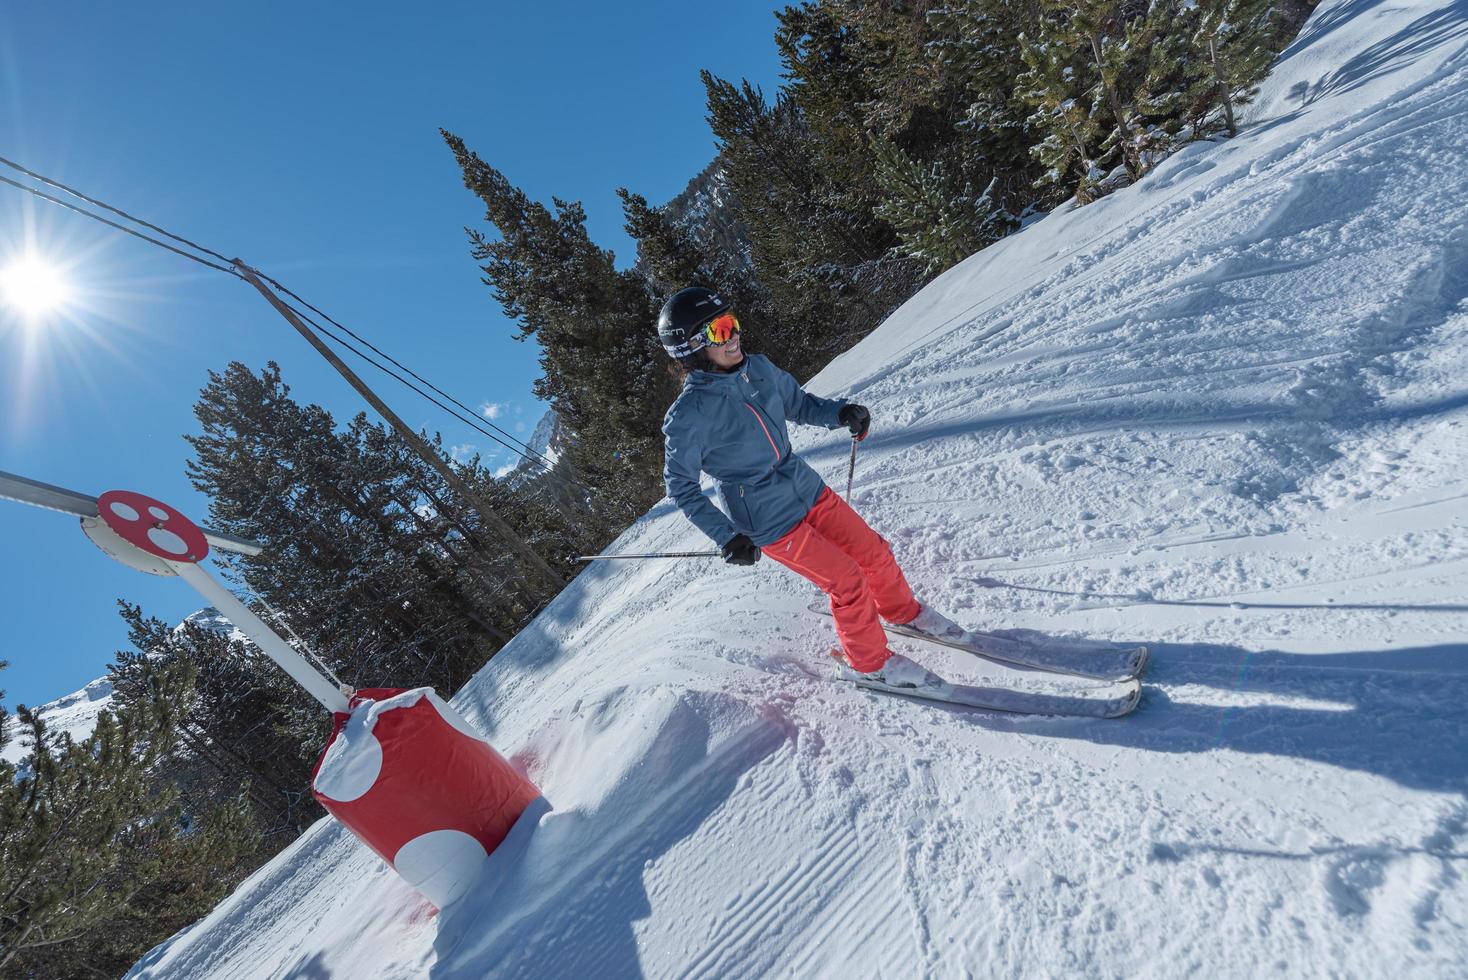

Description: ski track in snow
[129,2,1468,977]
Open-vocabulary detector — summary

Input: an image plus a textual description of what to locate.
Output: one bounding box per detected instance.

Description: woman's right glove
[839,403,871,441]
[721,533,762,566]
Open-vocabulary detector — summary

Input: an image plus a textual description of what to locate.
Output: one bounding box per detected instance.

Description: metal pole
[845,437,859,502]
[577,550,720,561]
[0,469,263,556]
[170,560,350,713]
[232,261,565,598]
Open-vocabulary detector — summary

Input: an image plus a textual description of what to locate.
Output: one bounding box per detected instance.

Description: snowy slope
[129,2,1468,977]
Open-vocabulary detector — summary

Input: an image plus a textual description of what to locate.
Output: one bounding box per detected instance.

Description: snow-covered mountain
[1,608,238,767]
[0,675,115,767]
[503,408,564,486]
[128,2,1468,976]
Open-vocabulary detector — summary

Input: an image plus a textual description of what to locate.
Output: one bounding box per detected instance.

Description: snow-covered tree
[0,658,256,976]
[1020,0,1207,201]
[1069,0,1151,181]
[1131,0,1206,136]
[1188,0,1280,136]
[871,134,1015,273]
[926,0,1045,220]
[1017,9,1109,202]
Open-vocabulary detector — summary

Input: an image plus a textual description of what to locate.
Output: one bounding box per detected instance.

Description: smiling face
[702,329,743,369]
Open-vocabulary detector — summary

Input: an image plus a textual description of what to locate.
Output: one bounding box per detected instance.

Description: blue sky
[0,1,787,708]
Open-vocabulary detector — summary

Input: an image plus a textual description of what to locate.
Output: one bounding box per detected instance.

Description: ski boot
[829,647,942,690]
[902,603,974,645]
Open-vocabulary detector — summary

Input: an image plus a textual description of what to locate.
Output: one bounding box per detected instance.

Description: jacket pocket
[725,483,753,531]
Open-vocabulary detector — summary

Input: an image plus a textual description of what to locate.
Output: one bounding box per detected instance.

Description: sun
[0,254,71,319]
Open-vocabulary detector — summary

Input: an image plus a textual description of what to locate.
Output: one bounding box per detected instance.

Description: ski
[851,674,1141,719]
[809,604,1148,683]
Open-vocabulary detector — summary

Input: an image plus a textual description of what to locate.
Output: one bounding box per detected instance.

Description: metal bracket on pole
[1,469,263,556]
[1,471,348,714]
[169,561,349,712]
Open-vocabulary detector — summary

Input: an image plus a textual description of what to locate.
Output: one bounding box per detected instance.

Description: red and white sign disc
[97,490,210,564]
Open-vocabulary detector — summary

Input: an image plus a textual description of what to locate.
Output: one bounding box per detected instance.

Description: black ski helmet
[657,286,732,367]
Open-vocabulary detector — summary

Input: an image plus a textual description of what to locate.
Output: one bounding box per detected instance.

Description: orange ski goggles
[702,312,741,347]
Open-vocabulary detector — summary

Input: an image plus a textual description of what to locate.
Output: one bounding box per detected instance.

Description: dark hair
[667,345,720,382]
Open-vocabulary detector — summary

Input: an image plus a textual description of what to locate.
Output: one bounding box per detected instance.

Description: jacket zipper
[742,403,781,461]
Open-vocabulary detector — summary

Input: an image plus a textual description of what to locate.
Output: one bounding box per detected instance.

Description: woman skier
[658,286,967,687]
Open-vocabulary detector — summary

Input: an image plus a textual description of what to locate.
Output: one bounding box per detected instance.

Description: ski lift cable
[272,293,595,505]
[255,270,567,477]
[0,153,238,267]
[0,153,562,477]
[0,161,584,490]
[275,295,594,499]
[0,173,243,279]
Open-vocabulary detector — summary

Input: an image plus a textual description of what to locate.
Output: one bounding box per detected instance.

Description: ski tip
[1130,646,1151,677]
[1107,683,1144,719]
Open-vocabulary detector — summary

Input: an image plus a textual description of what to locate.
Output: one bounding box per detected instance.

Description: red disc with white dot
[97,490,210,564]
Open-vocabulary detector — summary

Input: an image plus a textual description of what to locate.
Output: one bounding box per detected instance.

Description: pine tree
[1017,9,1108,202]
[1131,0,1208,140]
[1188,0,1279,137]
[0,657,231,975]
[870,134,1013,273]
[704,1,962,367]
[1019,0,1184,201]
[927,0,1047,214]
[111,603,321,837]
[0,660,8,764]
[185,360,543,699]
[84,788,256,977]
[617,186,797,372]
[769,2,895,252]
[1070,0,1150,181]
[0,654,261,976]
[442,130,673,525]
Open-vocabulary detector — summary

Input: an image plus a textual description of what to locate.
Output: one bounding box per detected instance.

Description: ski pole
[845,437,859,501]
[577,550,721,561]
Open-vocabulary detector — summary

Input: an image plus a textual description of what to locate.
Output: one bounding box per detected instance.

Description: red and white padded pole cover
[311,687,542,909]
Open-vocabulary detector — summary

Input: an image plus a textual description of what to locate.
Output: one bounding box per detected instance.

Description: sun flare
[0,255,71,319]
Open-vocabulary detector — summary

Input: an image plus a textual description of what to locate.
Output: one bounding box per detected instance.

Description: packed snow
[129,2,1468,976]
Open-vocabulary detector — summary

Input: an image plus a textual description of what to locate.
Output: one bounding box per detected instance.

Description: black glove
[721,533,761,566]
[839,403,871,441]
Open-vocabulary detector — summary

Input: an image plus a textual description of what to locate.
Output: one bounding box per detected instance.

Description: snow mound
[130,2,1468,976]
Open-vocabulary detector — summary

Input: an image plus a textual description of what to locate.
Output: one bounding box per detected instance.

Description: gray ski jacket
[662,353,850,547]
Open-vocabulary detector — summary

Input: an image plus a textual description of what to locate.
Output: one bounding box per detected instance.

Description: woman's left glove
[721,534,762,566]
[839,404,871,441]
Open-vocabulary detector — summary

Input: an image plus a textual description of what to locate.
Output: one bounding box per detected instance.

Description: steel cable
[0,160,588,493]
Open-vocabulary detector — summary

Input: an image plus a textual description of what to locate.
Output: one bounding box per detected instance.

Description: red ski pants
[763,487,921,672]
